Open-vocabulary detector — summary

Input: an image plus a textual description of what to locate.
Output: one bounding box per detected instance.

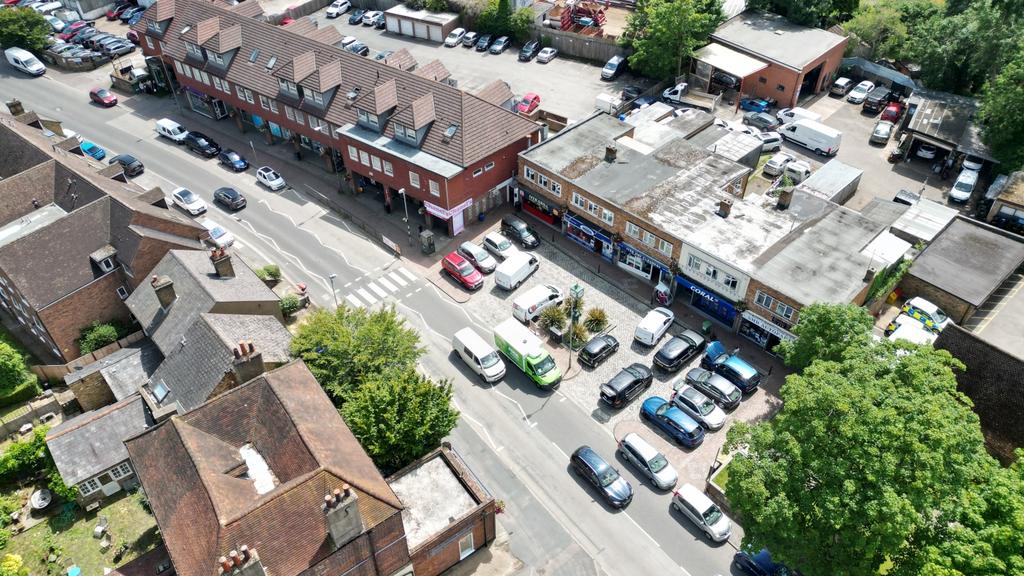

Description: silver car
[869,120,894,145]
[670,384,726,431]
[847,80,875,104]
[617,432,677,490]
[762,152,795,177]
[672,483,732,542]
[457,241,497,274]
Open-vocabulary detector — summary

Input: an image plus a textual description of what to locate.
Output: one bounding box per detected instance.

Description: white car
[171,187,207,216]
[962,154,984,171]
[444,28,466,47]
[482,231,518,260]
[340,36,358,47]
[847,80,875,104]
[325,0,351,18]
[670,385,727,431]
[949,168,979,203]
[672,483,732,542]
[43,14,65,32]
[763,152,795,177]
[256,166,286,190]
[362,10,382,25]
[726,121,760,136]
[634,307,674,346]
[755,131,783,152]
[200,218,234,248]
[536,47,558,63]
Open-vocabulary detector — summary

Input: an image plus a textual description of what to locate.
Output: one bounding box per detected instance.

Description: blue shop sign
[618,242,670,274]
[565,214,612,243]
[675,274,737,324]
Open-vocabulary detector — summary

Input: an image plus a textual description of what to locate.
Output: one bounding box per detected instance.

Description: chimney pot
[777,188,793,210]
[219,557,233,573]
[246,341,255,355]
[233,347,241,359]
[718,199,733,218]
[240,545,251,563]
[864,267,876,283]
[604,144,617,163]
[324,494,335,509]
[333,488,343,504]
[229,551,241,568]
[342,484,351,498]
[151,275,159,285]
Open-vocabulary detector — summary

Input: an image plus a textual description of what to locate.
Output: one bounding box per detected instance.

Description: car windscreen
[647,453,668,473]
[179,190,197,202]
[533,355,555,376]
[479,351,500,369]
[456,261,474,276]
[702,504,722,526]
[209,226,227,239]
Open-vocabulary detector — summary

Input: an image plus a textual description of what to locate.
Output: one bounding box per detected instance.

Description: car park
[56,20,89,40]
[346,42,369,56]
[670,385,726,431]
[517,92,541,115]
[256,166,286,190]
[577,334,619,368]
[653,330,706,372]
[500,215,540,248]
[347,8,366,24]
[898,297,951,332]
[107,154,143,176]
[870,120,894,145]
[640,396,705,448]
[755,131,783,153]
[600,363,653,409]
[444,28,465,47]
[733,548,799,576]
[475,34,493,51]
[366,11,385,28]
[570,446,633,509]
[79,140,105,160]
[457,241,497,274]
[536,47,558,63]
[634,307,673,346]
[462,31,479,47]
[200,218,234,248]
[184,131,221,157]
[672,483,732,541]
[325,0,351,18]
[862,86,896,113]
[681,367,742,410]
[762,152,795,177]
[453,327,506,382]
[489,36,510,54]
[701,341,761,394]
[780,119,842,156]
[830,77,854,96]
[103,41,134,56]
[171,187,207,215]
[519,40,540,61]
[483,231,518,260]
[847,80,875,104]
[217,149,249,171]
[617,433,677,490]
[743,111,780,131]
[601,54,627,80]
[119,6,143,22]
[493,252,537,290]
[915,143,938,160]
[213,187,247,210]
[442,251,484,291]
[739,98,770,112]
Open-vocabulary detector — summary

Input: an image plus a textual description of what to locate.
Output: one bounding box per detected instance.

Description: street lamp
[328,273,338,308]
[398,187,411,246]
[567,283,584,370]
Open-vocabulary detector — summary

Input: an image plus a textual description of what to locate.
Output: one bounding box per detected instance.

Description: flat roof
[343,123,463,179]
[906,89,978,147]
[890,198,959,243]
[384,4,459,24]
[996,171,1024,208]
[794,159,862,202]
[908,218,1024,306]
[693,42,768,79]
[0,204,66,249]
[711,10,847,71]
[388,453,478,550]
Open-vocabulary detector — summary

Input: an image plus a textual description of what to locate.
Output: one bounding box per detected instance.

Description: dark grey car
[578,334,619,368]
[682,367,742,410]
[570,445,633,508]
[653,329,706,372]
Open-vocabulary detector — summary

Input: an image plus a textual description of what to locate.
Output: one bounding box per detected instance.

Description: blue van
[701,341,761,394]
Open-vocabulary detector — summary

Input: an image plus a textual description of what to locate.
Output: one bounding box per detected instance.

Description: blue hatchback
[640,396,705,448]
[701,341,761,394]
[739,98,771,113]
[80,140,105,160]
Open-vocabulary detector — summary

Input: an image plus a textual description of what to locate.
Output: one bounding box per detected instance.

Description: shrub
[46,467,77,503]
[566,323,589,349]
[0,533,12,557]
[0,380,41,410]
[0,343,28,397]
[538,306,567,332]
[425,0,447,11]
[78,322,119,355]
[583,308,608,333]
[280,294,302,317]
[563,292,585,322]
[0,427,50,484]
[509,7,534,42]
[255,264,281,281]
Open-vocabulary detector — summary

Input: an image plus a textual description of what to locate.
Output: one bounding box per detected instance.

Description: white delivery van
[783,160,812,184]
[494,252,538,291]
[775,107,822,125]
[5,48,46,76]
[453,327,506,382]
[781,119,842,156]
[155,118,188,143]
[512,284,563,323]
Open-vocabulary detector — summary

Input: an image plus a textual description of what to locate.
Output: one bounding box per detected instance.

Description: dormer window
[356,109,380,131]
[152,380,169,403]
[306,89,325,106]
[185,42,203,59]
[278,78,300,98]
[208,51,227,66]
[98,257,116,272]
[393,122,425,147]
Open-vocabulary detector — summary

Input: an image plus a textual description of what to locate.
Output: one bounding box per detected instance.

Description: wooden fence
[531,24,625,64]
[30,331,145,383]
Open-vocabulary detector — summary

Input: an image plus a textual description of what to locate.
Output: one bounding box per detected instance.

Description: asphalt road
[0,71,740,576]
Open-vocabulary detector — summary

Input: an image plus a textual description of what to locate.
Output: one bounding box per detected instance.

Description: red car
[442,252,483,291]
[57,21,91,41]
[106,2,134,20]
[89,87,118,107]
[126,30,140,45]
[278,16,295,26]
[517,92,540,115]
[880,102,905,123]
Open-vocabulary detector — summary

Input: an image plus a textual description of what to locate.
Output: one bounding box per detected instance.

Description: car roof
[723,355,756,377]
[665,405,700,431]
[445,251,468,264]
[583,335,611,352]
[574,446,609,472]
[485,231,507,242]
[677,483,714,509]
[621,432,659,460]
[906,297,939,315]
[957,169,979,184]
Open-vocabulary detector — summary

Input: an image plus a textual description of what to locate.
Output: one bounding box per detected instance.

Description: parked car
[365,11,384,27]
[89,87,117,107]
[126,30,139,45]
[536,47,558,63]
[783,159,812,184]
[846,80,875,104]
[601,54,627,80]
[640,396,705,448]
[119,6,144,22]
[755,131,783,153]
[106,2,133,20]
[213,187,247,210]
[600,363,653,409]
[79,140,105,160]
[56,20,89,40]
[682,368,742,411]
[517,92,540,114]
[962,154,984,171]
[870,120,894,145]
[634,307,674,346]
[171,187,207,215]
[217,149,249,172]
[107,154,143,176]
[200,218,234,248]
[915,142,938,160]
[43,14,65,32]
[256,166,286,190]
[184,131,221,157]
[68,27,99,43]
[701,341,761,394]
[482,231,518,260]
[743,111,780,131]
[711,71,739,89]
[487,35,510,54]
[570,446,633,509]
[462,31,479,47]
[373,50,393,62]
[617,432,677,490]
[500,215,539,248]
[949,168,979,202]
[653,330,706,372]
[672,483,732,541]
[457,241,497,274]
[620,85,643,101]
[578,334,619,368]
[474,34,493,51]
[881,101,905,123]
[898,296,951,332]
[862,85,895,113]
[347,8,366,24]
[102,41,134,56]
[830,76,854,96]
[340,36,358,48]
[325,0,351,18]
[519,40,540,61]
[739,98,770,112]
[444,27,465,47]
[442,251,484,290]
[670,384,726,431]
[733,548,799,576]
[346,41,369,56]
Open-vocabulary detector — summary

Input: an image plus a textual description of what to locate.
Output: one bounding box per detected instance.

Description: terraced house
[134,0,540,235]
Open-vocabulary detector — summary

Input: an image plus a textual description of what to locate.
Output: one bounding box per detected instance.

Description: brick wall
[739,38,847,108]
[898,274,975,324]
[37,272,132,361]
[410,511,489,576]
[209,300,285,323]
[744,278,802,328]
[68,371,116,412]
[370,513,411,576]
[126,237,200,290]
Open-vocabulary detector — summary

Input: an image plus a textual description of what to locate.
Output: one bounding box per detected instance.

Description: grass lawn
[711,459,732,493]
[6,490,160,576]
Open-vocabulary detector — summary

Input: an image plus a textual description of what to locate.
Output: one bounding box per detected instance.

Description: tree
[509,7,535,43]
[0,554,27,576]
[0,8,51,55]
[0,343,28,396]
[538,306,567,332]
[747,0,857,27]
[623,0,724,80]
[979,45,1024,169]
[842,4,908,59]
[425,0,447,12]
[341,368,459,472]
[78,322,120,355]
[290,306,423,405]
[724,342,991,576]
[476,0,512,35]
[772,303,874,370]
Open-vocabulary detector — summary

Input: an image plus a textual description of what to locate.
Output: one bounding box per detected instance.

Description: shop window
[755,290,775,310]
[572,193,586,209]
[602,209,614,225]
[429,180,440,197]
[776,84,786,92]
[776,302,795,320]
[383,161,393,176]
[625,222,641,239]
[723,274,738,291]
[409,171,420,188]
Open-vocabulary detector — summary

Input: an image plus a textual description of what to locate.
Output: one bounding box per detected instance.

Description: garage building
[385,5,460,44]
[899,89,998,171]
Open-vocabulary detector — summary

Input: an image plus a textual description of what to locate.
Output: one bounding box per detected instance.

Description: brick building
[0,108,204,362]
[134,0,539,236]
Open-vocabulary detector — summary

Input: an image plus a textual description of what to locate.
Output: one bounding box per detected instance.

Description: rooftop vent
[605,144,617,163]
[265,55,276,70]
[179,25,191,36]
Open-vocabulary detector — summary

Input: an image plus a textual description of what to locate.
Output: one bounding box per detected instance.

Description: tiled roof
[382,48,416,71]
[64,340,162,401]
[206,23,241,53]
[135,0,537,168]
[475,80,514,107]
[412,59,450,82]
[47,395,153,485]
[125,361,403,576]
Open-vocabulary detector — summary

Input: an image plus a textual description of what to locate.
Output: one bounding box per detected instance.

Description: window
[587,200,599,216]
[220,79,230,94]
[358,110,380,131]
[309,116,328,132]
[776,84,786,92]
[199,71,210,86]
[243,89,254,104]
[236,85,245,100]
[259,95,270,110]
[572,192,586,209]
[657,238,672,256]
[723,274,738,291]
[248,48,260,63]
[184,42,203,58]
[79,478,101,496]
[551,182,561,196]
[758,76,766,84]
[370,156,381,171]
[109,462,133,480]
[755,290,775,310]
[278,78,299,97]
[348,145,358,161]
[152,380,169,403]
[116,286,129,300]
[704,264,718,280]
[776,302,795,320]
[524,167,535,181]
[472,168,483,177]
[212,76,223,92]
[181,65,192,79]
[538,174,549,188]
[174,60,183,75]
[429,180,440,197]
[383,160,393,176]
[145,36,154,49]
[268,100,278,113]
[208,51,226,65]
[484,161,495,171]
[409,171,420,188]
[625,222,641,239]
[458,533,475,561]
[359,150,370,166]
[642,230,656,247]
[688,255,703,270]
[602,209,614,225]
[307,89,325,106]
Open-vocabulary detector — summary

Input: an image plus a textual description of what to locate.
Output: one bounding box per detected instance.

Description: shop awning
[693,43,768,80]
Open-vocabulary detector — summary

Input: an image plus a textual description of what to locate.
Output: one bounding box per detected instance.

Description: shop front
[564,214,614,262]
[520,189,561,227]
[674,274,738,327]
[425,198,475,235]
[617,242,670,283]
[185,87,228,120]
[738,310,795,354]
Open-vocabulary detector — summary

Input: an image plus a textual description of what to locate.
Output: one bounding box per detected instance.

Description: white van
[512,284,563,323]
[781,119,842,156]
[775,107,821,125]
[5,48,46,77]
[494,252,538,291]
[155,118,188,143]
[33,1,62,13]
[453,327,506,382]
[783,160,812,184]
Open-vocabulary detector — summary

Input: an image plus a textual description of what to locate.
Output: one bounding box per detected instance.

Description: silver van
[494,252,538,291]
[453,327,505,382]
[672,483,732,542]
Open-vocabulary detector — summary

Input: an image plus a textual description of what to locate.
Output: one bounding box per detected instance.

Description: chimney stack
[718,199,732,218]
[324,483,364,550]
[231,342,265,385]
[604,144,617,163]
[210,248,235,278]
[240,546,251,564]
[219,557,232,573]
[5,99,24,117]
[218,547,264,576]
[151,275,176,309]
[776,188,793,210]
[863,267,876,283]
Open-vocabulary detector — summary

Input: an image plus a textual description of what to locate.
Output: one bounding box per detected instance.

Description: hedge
[0,379,40,411]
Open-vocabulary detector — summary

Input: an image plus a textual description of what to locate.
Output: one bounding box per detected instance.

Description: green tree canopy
[78,322,120,355]
[773,302,874,370]
[842,3,908,59]
[290,306,423,405]
[979,43,1024,169]
[622,0,724,81]
[725,342,991,576]
[0,343,28,396]
[340,368,459,472]
[0,8,51,55]
[748,0,857,27]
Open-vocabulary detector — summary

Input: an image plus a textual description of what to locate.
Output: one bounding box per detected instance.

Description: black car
[374,16,386,29]
[184,131,221,157]
[346,41,369,56]
[621,85,643,101]
[475,34,493,52]
[653,329,706,372]
[711,71,740,89]
[348,8,366,24]
[500,215,539,248]
[862,86,895,113]
[213,187,247,210]
[107,154,144,177]
[599,363,653,409]
[578,334,619,368]
[217,149,249,172]
[518,40,540,61]
[684,368,742,411]
[570,446,633,509]
[733,549,801,576]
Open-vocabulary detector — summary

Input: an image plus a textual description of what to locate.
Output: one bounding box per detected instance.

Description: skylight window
[248,48,260,63]
[152,381,169,403]
[265,55,277,70]
[443,123,459,142]
[178,25,191,36]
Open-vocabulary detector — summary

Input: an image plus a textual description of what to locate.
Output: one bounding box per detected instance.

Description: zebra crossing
[342,266,419,307]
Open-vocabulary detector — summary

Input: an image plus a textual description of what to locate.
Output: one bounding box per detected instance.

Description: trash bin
[419,230,435,255]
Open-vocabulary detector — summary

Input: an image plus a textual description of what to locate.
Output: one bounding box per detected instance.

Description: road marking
[623,513,661,549]
[377,276,398,292]
[550,441,569,459]
[397,267,417,281]
[357,288,376,305]
[388,270,408,287]
[345,294,362,307]
[368,282,388,298]
[405,292,415,298]
[343,282,352,288]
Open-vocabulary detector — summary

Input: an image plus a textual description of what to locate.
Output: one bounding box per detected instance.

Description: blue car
[640,396,705,448]
[80,140,106,160]
[733,548,801,576]
[217,149,249,172]
[739,98,771,113]
[701,341,762,394]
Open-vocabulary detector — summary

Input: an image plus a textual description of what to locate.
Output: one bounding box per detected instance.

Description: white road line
[623,513,661,549]
[388,270,408,287]
[405,292,415,298]
[377,276,398,292]
[343,282,353,288]
[550,441,569,459]
[398,267,417,281]
[345,294,362,307]
[368,282,388,298]
[357,288,376,305]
